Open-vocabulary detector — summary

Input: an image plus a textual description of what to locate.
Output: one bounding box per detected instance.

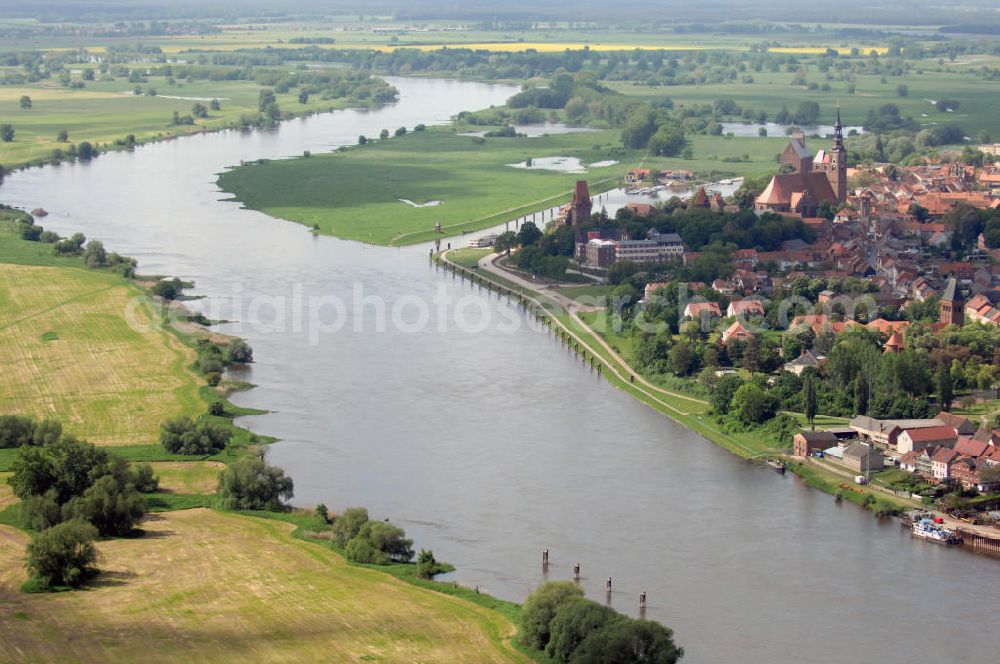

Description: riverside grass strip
[0,508,528,663]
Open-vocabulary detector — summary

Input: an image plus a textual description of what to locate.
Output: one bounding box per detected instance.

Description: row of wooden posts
[431,252,604,374]
[543,549,648,613]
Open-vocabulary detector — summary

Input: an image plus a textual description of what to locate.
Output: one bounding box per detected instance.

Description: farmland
[611,65,1000,138]
[0,262,203,446]
[218,126,638,245]
[0,76,374,170]
[149,461,225,494]
[0,509,527,663]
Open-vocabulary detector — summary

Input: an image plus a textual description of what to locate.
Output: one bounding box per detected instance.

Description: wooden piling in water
[573,563,580,580]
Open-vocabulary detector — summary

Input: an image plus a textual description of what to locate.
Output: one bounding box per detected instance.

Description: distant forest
[3,0,1000,26]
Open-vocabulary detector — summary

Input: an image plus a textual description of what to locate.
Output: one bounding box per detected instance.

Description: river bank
[433,248,935,518]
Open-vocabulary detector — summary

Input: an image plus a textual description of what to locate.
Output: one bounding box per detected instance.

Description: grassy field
[0,262,203,445]
[447,247,492,268]
[557,284,613,300]
[611,64,1000,137]
[149,461,224,494]
[218,126,638,245]
[0,76,362,169]
[0,473,13,510]
[0,509,527,663]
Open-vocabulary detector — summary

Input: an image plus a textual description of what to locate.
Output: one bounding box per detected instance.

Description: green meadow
[217,126,640,245]
[611,64,1000,137]
[0,76,360,169]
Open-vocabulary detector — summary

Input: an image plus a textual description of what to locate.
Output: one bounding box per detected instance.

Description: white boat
[912,518,959,545]
[467,233,498,248]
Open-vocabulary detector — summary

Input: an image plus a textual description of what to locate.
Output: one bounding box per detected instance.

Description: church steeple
[829,104,847,203]
[833,104,844,151]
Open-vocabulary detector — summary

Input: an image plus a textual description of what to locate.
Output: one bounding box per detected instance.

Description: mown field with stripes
[0,262,203,446]
[0,509,527,663]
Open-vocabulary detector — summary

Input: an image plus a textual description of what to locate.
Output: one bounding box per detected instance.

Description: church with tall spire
[755,106,849,217]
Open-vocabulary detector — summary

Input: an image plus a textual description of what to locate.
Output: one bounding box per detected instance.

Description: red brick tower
[566,180,593,226]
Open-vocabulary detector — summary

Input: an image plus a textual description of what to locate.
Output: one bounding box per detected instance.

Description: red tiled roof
[932,448,960,464]
[954,437,990,458]
[904,426,959,443]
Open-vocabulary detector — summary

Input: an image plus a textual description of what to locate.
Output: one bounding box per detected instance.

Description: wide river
[2,77,997,663]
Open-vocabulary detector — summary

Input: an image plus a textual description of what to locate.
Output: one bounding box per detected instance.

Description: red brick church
[755,108,848,217]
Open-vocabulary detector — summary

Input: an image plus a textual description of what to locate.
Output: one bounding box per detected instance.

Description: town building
[937,413,976,437]
[793,431,839,457]
[721,320,755,345]
[931,448,961,481]
[683,301,721,325]
[726,298,766,319]
[580,238,616,268]
[783,350,822,376]
[939,278,964,326]
[842,441,885,473]
[849,416,946,450]
[896,425,960,455]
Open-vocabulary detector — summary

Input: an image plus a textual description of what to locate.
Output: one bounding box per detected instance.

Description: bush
[226,339,253,364]
[520,581,585,650]
[547,595,623,662]
[151,277,183,300]
[334,507,414,565]
[355,521,413,562]
[572,619,683,664]
[0,415,61,448]
[21,489,63,531]
[62,475,146,536]
[20,223,42,241]
[216,458,294,511]
[416,549,445,579]
[159,417,231,455]
[345,536,386,564]
[209,401,225,416]
[52,233,86,256]
[197,342,225,374]
[83,240,108,268]
[332,506,369,547]
[130,463,159,493]
[25,519,99,588]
